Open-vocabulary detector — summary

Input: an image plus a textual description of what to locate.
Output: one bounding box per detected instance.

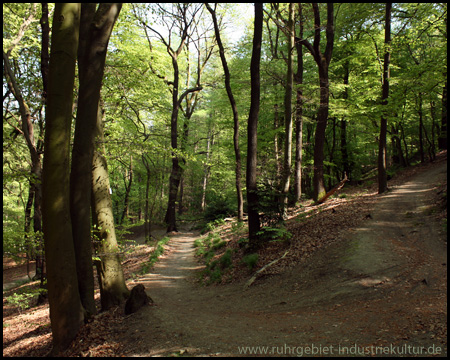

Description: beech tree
[133,3,203,232]
[3,8,447,343]
[293,4,305,204]
[378,3,391,194]
[280,3,295,218]
[41,3,85,354]
[296,3,334,201]
[247,3,263,246]
[70,2,122,317]
[92,103,130,311]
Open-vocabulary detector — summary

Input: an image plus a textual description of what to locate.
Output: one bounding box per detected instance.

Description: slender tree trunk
[378,2,391,194]
[293,3,304,204]
[120,157,133,224]
[340,61,351,179]
[201,129,213,211]
[42,4,84,354]
[92,105,130,311]
[142,154,152,242]
[438,79,447,150]
[418,92,425,163]
[35,4,48,287]
[247,3,263,247]
[206,3,244,221]
[70,3,122,316]
[274,104,282,180]
[296,3,334,201]
[280,3,295,219]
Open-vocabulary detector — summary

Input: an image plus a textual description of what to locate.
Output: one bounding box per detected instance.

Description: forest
[3,3,447,357]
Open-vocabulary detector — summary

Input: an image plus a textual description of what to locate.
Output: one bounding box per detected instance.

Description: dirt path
[120,161,447,357]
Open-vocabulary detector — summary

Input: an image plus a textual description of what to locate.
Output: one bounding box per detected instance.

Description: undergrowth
[140,236,170,274]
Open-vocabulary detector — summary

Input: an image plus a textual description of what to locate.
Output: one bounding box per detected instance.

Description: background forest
[2,3,447,355]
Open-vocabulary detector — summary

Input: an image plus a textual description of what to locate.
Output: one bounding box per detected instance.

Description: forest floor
[3,151,447,357]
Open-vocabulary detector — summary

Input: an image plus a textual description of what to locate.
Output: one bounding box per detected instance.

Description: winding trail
[121,159,447,357]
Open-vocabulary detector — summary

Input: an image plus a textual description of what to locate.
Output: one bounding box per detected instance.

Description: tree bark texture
[378,2,391,194]
[92,106,130,311]
[296,3,334,201]
[70,3,121,316]
[164,45,183,233]
[247,3,263,246]
[42,4,84,354]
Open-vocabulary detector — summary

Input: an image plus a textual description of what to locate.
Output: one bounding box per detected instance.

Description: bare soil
[3,153,447,357]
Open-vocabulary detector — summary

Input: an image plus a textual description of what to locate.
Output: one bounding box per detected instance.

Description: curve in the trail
[123,159,447,357]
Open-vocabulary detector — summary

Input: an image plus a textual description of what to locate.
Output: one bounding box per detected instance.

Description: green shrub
[257,225,292,243]
[212,239,227,250]
[219,249,233,269]
[242,253,259,270]
[209,268,222,283]
[5,286,46,314]
[204,249,215,264]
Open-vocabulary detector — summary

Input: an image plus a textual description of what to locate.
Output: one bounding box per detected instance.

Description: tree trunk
[340,61,351,179]
[247,3,263,247]
[293,3,304,204]
[201,128,213,211]
[92,106,130,311]
[42,4,84,354]
[296,3,334,201]
[314,63,330,200]
[36,4,48,284]
[70,3,121,316]
[280,3,295,219]
[274,104,282,180]
[378,2,391,194]
[418,92,425,163]
[206,3,244,221]
[165,51,183,232]
[120,157,133,224]
[438,79,447,150]
[142,154,152,243]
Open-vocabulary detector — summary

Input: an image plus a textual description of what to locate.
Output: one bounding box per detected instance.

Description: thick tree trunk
[165,54,182,232]
[92,151,130,310]
[313,65,330,201]
[42,4,84,354]
[92,106,130,311]
[247,3,263,247]
[378,3,391,194]
[70,3,121,316]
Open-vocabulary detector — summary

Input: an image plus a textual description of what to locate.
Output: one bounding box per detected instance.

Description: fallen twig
[244,250,289,290]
